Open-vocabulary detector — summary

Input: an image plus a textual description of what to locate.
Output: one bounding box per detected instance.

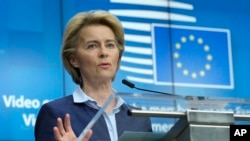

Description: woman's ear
[69,55,79,68]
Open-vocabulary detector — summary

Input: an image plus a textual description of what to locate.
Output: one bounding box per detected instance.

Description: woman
[34,10,152,141]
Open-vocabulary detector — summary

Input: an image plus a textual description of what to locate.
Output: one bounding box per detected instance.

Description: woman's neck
[81,80,116,112]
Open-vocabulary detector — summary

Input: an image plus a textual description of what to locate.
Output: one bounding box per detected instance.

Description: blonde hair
[61,10,124,85]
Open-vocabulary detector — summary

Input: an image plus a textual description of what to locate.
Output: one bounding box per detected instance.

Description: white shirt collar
[72,86,124,109]
[72,86,93,103]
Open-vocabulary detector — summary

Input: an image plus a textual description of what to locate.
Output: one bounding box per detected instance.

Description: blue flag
[153,24,233,88]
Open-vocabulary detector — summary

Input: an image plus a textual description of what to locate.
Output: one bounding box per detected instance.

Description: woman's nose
[99,46,108,58]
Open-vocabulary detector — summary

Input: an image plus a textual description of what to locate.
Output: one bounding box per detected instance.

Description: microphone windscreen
[122,79,135,88]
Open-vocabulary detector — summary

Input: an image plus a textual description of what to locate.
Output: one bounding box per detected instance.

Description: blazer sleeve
[34,103,61,141]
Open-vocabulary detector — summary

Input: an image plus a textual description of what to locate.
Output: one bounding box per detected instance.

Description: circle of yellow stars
[173,34,213,79]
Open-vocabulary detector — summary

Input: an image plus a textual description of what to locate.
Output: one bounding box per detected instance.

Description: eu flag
[152,24,233,89]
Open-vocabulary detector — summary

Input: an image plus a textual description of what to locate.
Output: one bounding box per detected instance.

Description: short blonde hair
[61,10,124,85]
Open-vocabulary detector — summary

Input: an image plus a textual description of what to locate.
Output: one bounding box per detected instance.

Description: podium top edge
[117,93,250,103]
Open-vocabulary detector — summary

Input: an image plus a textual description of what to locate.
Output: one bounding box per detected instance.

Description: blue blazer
[34,95,152,141]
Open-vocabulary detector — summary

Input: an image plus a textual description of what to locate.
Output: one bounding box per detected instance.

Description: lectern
[118,94,250,141]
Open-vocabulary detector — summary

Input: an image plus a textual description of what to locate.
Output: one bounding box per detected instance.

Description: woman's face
[70,24,120,83]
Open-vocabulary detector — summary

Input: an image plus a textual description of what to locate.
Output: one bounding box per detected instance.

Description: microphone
[122,79,175,96]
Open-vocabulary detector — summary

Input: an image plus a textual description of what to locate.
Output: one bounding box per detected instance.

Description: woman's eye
[107,43,115,48]
[87,44,97,49]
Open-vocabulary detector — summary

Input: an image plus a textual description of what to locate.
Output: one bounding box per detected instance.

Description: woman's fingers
[64,113,73,132]
[53,126,62,141]
[53,114,92,141]
[57,117,66,136]
[53,117,66,140]
[82,130,93,141]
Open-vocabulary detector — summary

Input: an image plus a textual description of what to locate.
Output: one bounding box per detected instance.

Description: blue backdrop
[0,0,250,140]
